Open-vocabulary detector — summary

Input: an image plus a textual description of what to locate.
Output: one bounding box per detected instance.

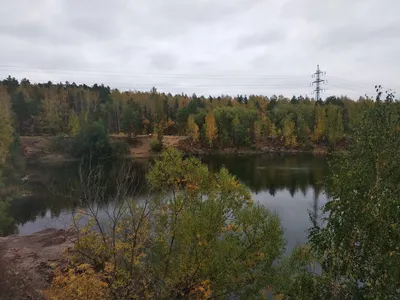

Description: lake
[4,154,328,252]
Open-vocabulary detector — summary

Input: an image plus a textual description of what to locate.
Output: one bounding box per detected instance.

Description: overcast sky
[1,0,399,98]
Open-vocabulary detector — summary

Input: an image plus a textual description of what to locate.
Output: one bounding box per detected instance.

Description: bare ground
[0,229,74,299]
[21,135,190,161]
[127,135,189,158]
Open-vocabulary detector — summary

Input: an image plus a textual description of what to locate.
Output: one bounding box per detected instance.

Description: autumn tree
[0,75,383,152]
[253,120,262,144]
[204,111,217,148]
[0,86,13,165]
[312,105,326,143]
[69,110,81,137]
[282,116,297,147]
[186,115,199,143]
[42,95,63,135]
[48,149,285,299]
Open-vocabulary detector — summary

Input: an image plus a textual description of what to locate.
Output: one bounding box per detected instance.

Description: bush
[72,122,112,160]
[47,148,285,299]
[110,140,130,157]
[150,140,163,152]
[51,134,72,154]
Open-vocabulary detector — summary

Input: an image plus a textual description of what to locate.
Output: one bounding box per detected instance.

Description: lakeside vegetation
[0,76,383,153]
[0,77,400,298]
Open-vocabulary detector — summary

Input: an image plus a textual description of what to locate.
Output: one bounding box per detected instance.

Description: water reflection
[202,154,328,251]
[202,154,326,197]
[4,154,329,252]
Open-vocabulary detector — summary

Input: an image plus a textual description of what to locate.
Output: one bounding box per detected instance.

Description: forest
[0,76,383,152]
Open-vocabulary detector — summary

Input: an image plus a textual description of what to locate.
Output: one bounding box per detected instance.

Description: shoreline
[20,135,330,163]
[27,147,328,163]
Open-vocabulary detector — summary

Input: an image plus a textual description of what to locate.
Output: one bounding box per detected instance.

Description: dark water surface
[7,154,328,251]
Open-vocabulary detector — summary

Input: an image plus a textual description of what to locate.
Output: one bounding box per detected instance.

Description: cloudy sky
[1,0,399,98]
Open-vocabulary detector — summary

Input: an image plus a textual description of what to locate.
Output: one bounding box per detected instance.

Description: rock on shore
[0,229,74,299]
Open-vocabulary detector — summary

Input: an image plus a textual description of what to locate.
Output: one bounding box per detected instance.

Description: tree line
[0,76,381,151]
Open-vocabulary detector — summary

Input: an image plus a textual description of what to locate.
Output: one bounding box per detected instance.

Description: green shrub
[51,134,72,154]
[110,140,130,157]
[72,122,112,160]
[150,140,163,152]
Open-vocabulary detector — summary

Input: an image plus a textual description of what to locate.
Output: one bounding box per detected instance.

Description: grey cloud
[237,29,286,49]
[148,53,179,71]
[0,0,399,98]
[319,21,400,51]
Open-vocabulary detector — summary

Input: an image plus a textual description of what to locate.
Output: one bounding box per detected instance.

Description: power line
[311,65,327,102]
[0,64,388,97]
[0,65,308,80]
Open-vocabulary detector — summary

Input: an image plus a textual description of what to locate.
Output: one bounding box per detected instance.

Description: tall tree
[42,95,63,135]
[282,116,297,147]
[325,105,344,149]
[0,86,13,164]
[312,105,326,143]
[205,111,217,148]
[186,115,199,143]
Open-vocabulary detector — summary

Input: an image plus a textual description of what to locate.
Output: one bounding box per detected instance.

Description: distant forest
[0,76,388,150]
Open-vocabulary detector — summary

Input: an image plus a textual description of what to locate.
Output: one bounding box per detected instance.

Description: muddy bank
[0,229,74,299]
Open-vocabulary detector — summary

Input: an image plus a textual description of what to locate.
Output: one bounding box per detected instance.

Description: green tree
[122,105,141,138]
[176,107,189,134]
[231,115,249,147]
[72,122,113,160]
[51,148,284,299]
[309,102,400,299]
[42,96,63,135]
[296,115,310,145]
[325,105,344,149]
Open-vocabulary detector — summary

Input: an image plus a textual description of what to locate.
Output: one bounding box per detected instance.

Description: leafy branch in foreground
[307,102,400,299]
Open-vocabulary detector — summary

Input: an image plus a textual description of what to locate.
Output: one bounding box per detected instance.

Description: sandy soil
[21,135,190,161]
[127,135,189,158]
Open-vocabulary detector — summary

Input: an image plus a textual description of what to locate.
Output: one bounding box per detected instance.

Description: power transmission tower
[311,65,327,102]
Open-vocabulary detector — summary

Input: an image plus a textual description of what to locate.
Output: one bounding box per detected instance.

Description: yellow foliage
[282,118,297,147]
[189,279,213,299]
[205,111,217,147]
[45,264,109,300]
[0,86,13,164]
[312,105,326,142]
[187,115,200,143]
